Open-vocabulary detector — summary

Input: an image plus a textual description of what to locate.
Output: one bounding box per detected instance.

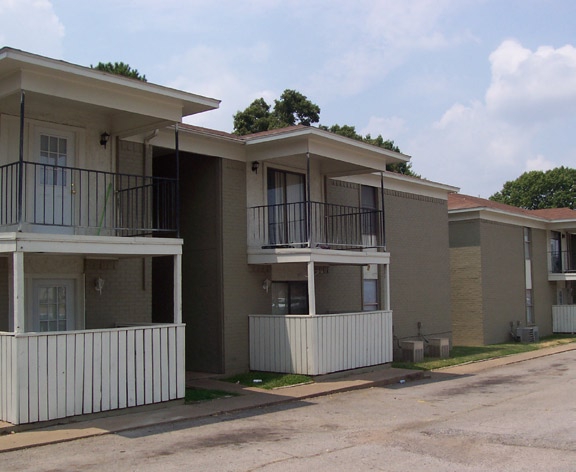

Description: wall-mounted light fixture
[251,161,260,174]
[262,278,271,293]
[94,276,105,295]
[100,132,110,149]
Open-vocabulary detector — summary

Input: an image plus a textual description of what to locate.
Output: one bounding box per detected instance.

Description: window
[361,185,379,246]
[39,134,68,186]
[267,169,306,246]
[363,278,379,311]
[271,282,308,315]
[523,227,531,260]
[31,279,76,332]
[550,231,562,273]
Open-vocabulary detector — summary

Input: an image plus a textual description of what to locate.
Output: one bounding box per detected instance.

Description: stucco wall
[385,189,452,342]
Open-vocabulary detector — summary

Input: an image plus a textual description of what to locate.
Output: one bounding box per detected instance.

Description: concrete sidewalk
[0,343,574,453]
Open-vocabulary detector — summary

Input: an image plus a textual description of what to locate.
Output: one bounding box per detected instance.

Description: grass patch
[391,335,576,371]
[225,372,313,390]
[185,388,239,403]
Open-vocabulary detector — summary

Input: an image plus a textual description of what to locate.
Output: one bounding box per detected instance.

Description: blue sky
[2,0,576,197]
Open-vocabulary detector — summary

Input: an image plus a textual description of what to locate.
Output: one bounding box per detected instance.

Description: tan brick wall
[118,141,148,175]
[84,258,152,329]
[316,265,363,314]
[221,159,270,374]
[480,221,527,344]
[0,258,8,331]
[385,190,452,342]
[450,246,484,345]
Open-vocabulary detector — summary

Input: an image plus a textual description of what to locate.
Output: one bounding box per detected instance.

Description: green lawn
[224,371,313,390]
[391,335,576,371]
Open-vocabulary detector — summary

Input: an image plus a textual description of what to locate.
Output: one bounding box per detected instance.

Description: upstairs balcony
[249,201,384,249]
[0,161,178,237]
[549,250,576,281]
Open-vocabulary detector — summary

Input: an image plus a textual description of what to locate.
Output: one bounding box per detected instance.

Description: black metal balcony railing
[249,201,384,250]
[0,161,178,236]
[550,250,576,273]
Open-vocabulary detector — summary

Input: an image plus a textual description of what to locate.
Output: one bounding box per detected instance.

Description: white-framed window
[271,281,308,315]
[31,279,76,332]
[363,278,379,311]
[38,134,69,186]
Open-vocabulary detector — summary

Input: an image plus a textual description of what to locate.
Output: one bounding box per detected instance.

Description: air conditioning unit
[400,340,424,363]
[516,326,539,343]
[428,338,450,358]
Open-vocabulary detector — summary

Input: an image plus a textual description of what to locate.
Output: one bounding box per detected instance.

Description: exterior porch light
[251,161,260,174]
[100,132,110,149]
[94,276,105,295]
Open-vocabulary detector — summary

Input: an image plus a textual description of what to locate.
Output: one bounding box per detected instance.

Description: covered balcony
[549,250,576,276]
[0,160,178,237]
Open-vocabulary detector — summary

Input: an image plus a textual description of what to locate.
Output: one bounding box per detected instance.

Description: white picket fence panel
[553,305,576,333]
[249,311,393,375]
[0,324,185,425]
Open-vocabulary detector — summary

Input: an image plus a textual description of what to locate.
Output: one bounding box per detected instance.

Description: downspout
[17,90,25,231]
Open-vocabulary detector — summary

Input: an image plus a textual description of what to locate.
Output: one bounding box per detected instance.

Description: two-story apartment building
[0,48,219,424]
[152,125,456,376]
[448,193,576,345]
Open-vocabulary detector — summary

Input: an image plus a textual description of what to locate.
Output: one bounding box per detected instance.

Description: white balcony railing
[249,311,393,375]
[0,324,185,425]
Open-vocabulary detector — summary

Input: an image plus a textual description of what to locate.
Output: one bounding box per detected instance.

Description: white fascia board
[0,48,220,118]
[448,208,549,229]
[246,127,410,167]
[0,233,182,256]
[339,173,458,200]
[164,126,246,162]
[247,248,390,265]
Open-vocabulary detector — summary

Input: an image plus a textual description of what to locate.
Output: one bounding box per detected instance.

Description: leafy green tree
[91,61,147,82]
[490,166,576,209]
[233,89,320,135]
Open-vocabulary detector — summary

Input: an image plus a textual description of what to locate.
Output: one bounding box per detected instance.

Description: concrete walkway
[0,343,574,453]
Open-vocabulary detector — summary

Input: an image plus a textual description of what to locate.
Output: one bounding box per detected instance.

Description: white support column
[384,264,391,311]
[307,261,316,316]
[12,251,25,333]
[173,254,182,324]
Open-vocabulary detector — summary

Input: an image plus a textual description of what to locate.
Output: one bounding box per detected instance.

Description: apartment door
[267,169,306,246]
[31,279,76,332]
[32,130,75,231]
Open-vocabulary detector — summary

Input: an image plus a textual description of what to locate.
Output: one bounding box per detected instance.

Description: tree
[91,61,147,82]
[490,166,576,209]
[233,89,320,135]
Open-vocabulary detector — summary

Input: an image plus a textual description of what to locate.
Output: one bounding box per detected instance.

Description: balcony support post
[12,251,25,333]
[173,253,182,323]
[380,171,386,250]
[306,151,311,248]
[17,90,25,231]
[175,124,180,238]
[307,261,316,316]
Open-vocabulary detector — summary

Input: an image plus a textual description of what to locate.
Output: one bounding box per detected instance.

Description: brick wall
[385,190,452,342]
[316,265,363,314]
[221,159,270,374]
[84,258,152,329]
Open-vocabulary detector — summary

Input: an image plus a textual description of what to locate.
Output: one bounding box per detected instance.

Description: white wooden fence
[553,305,576,333]
[249,311,393,375]
[0,324,185,425]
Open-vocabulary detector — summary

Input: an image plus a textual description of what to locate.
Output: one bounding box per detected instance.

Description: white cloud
[361,116,406,140]
[486,40,576,122]
[0,0,64,57]
[526,155,555,172]
[408,39,576,198]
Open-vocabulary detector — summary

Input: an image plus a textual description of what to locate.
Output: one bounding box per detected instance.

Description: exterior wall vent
[516,326,539,343]
[400,340,424,362]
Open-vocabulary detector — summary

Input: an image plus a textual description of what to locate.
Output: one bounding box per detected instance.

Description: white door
[32,279,75,332]
[32,130,75,232]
